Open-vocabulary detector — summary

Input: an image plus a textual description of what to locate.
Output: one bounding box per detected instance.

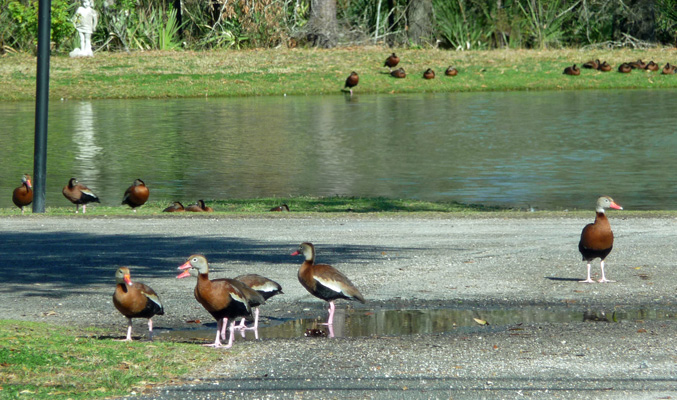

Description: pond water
[156,306,677,341]
[2,90,677,210]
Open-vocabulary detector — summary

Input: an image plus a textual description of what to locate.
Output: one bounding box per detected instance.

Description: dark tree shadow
[0,230,419,297]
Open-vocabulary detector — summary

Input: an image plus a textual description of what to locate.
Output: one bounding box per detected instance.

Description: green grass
[3,196,675,218]
[0,196,504,216]
[2,47,677,101]
[0,320,223,400]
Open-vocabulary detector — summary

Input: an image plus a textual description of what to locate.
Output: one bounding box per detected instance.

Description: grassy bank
[0,197,501,216]
[2,47,677,101]
[0,320,223,400]
[2,196,674,217]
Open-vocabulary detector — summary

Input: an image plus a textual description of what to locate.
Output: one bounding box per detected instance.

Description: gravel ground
[2,215,676,399]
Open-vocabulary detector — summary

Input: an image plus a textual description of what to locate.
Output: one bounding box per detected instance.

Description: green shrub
[4,0,75,52]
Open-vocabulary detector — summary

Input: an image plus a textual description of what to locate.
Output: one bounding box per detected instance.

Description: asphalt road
[2,214,676,399]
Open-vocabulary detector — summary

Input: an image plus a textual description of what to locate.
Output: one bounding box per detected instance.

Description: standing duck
[177,255,253,348]
[162,201,185,212]
[662,63,676,75]
[423,68,435,79]
[578,196,623,283]
[122,179,149,211]
[62,177,100,213]
[234,274,283,330]
[270,204,290,212]
[563,64,580,75]
[384,53,400,71]
[344,71,359,96]
[12,174,33,214]
[444,66,458,76]
[113,267,164,341]
[618,63,632,73]
[598,61,612,72]
[390,68,406,79]
[291,242,365,325]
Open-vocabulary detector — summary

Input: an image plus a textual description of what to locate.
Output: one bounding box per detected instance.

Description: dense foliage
[1,0,676,53]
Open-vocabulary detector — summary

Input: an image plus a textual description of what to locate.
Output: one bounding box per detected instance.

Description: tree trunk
[407,0,433,46]
[307,0,339,48]
[387,0,396,46]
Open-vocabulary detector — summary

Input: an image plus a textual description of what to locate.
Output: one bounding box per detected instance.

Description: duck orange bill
[124,275,133,286]
[176,270,191,279]
[290,251,300,256]
[610,202,623,210]
[176,260,192,279]
[26,179,32,189]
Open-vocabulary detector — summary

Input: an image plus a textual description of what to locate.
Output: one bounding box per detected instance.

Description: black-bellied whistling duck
[629,59,646,69]
[344,71,359,96]
[185,199,213,212]
[163,201,184,212]
[270,204,290,212]
[390,68,406,79]
[234,274,283,330]
[444,66,458,76]
[291,242,365,325]
[563,64,580,76]
[62,177,100,213]
[618,63,632,73]
[177,255,253,348]
[598,61,612,72]
[113,267,164,341]
[423,68,435,79]
[662,63,676,74]
[384,53,399,71]
[12,174,33,214]
[645,61,659,71]
[122,178,149,211]
[578,196,623,283]
[582,59,600,69]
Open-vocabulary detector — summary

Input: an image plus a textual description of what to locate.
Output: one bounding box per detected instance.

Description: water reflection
[72,102,102,187]
[2,90,677,209]
[157,306,676,342]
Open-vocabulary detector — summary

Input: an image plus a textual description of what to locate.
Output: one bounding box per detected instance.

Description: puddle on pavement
[156,306,676,342]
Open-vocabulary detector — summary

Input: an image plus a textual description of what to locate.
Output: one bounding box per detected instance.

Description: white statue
[70,0,98,57]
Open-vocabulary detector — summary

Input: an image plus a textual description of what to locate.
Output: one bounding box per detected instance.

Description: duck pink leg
[205,319,224,347]
[238,308,260,331]
[147,318,154,341]
[113,318,134,341]
[125,318,133,340]
[598,260,615,283]
[220,318,228,341]
[82,204,87,214]
[321,301,336,325]
[579,262,594,283]
[222,319,236,349]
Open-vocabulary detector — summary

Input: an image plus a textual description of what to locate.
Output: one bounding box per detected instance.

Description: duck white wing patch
[314,276,342,294]
[257,282,279,292]
[81,189,98,201]
[142,291,162,308]
[230,291,250,310]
